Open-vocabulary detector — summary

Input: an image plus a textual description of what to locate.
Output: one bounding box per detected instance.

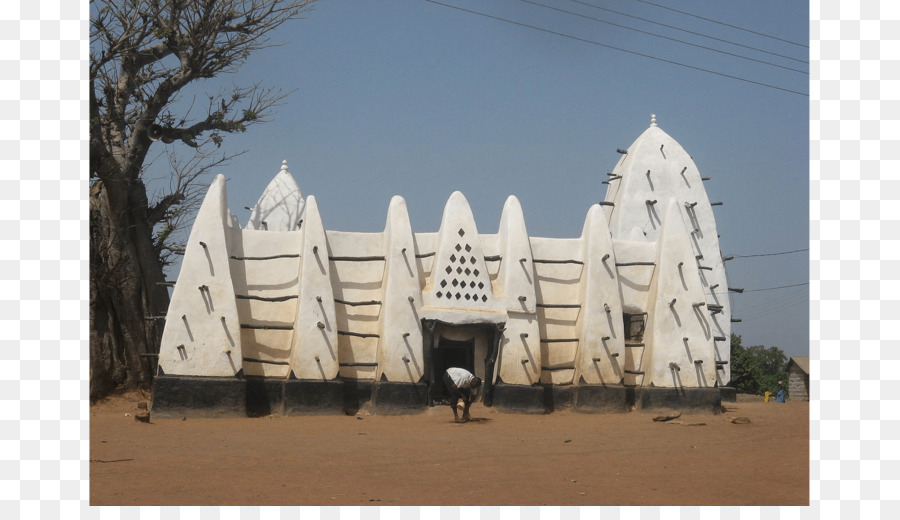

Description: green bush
[729,334,789,396]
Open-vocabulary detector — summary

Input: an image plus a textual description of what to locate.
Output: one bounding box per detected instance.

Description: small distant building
[151,115,734,416]
[787,357,809,401]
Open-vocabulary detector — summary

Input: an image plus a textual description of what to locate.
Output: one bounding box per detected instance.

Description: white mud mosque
[151,116,736,416]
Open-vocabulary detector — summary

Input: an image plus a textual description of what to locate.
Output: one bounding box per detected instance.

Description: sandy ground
[90,391,808,506]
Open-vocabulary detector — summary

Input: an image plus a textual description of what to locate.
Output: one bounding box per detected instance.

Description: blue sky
[158,0,809,358]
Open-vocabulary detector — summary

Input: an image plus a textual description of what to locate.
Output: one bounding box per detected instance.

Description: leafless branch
[91,0,315,179]
[92,0,315,258]
[151,147,246,267]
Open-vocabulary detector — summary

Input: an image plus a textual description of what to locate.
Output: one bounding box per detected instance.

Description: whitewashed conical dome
[246,160,305,231]
[603,115,732,385]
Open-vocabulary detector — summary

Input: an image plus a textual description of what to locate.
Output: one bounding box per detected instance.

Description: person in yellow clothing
[763,382,786,402]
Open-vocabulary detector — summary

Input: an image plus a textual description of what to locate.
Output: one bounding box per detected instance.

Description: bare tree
[90,0,316,400]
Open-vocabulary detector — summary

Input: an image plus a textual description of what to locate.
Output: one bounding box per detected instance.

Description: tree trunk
[89,178,170,401]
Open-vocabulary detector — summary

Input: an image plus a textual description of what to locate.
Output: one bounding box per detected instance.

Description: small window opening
[623,314,646,341]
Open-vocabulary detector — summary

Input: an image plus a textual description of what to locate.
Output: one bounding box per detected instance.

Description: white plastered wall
[376,196,425,383]
[494,196,540,386]
[326,230,384,380]
[231,229,301,377]
[574,204,626,385]
[158,175,242,376]
[642,200,717,387]
[289,196,339,380]
[609,238,655,387]
[529,237,583,385]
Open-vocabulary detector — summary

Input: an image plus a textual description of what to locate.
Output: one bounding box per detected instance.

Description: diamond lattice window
[434,231,489,303]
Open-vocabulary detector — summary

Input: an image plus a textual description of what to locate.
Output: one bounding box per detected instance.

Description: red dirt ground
[90,391,808,506]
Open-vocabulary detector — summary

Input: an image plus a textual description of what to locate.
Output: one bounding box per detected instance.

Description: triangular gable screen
[435,227,491,304]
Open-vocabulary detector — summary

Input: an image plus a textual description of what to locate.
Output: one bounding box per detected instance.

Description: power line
[740,282,809,293]
[424,1,808,97]
[731,286,806,318]
[567,0,807,65]
[520,0,807,75]
[632,0,809,49]
[734,290,808,320]
[731,248,808,258]
[733,286,807,313]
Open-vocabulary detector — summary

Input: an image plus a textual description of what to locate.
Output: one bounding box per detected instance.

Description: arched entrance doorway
[421,319,503,407]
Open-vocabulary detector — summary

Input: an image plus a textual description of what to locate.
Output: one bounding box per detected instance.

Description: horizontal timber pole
[533,259,584,265]
[242,358,289,366]
[329,256,385,262]
[230,254,300,260]
[334,299,382,307]
[541,364,575,371]
[236,294,298,302]
[337,331,380,338]
[240,324,293,330]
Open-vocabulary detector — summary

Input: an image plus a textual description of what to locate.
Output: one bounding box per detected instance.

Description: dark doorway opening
[430,337,475,404]
[421,319,503,407]
[435,337,475,374]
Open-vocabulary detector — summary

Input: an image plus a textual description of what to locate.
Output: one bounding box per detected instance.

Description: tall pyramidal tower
[602,115,732,388]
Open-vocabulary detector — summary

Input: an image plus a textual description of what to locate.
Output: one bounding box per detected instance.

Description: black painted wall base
[489,383,631,414]
[152,376,723,417]
[152,376,428,417]
[633,386,723,414]
[574,385,630,413]
[151,375,248,418]
[246,377,284,417]
[342,380,374,416]
[490,383,551,413]
[283,379,346,416]
[372,382,429,415]
[719,386,737,403]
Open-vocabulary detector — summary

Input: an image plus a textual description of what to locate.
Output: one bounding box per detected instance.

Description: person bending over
[443,367,481,423]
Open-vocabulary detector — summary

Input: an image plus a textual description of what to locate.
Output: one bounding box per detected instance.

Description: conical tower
[602,115,732,386]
